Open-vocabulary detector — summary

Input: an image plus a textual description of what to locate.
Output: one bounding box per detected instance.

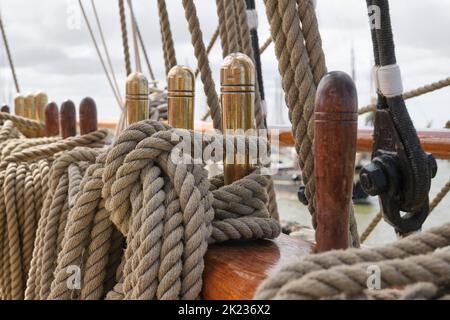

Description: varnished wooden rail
[202,234,314,300]
[95,121,450,159]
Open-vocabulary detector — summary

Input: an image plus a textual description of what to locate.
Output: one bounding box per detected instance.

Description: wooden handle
[314,71,358,253]
[1,105,9,113]
[79,97,98,135]
[45,102,60,137]
[60,100,77,138]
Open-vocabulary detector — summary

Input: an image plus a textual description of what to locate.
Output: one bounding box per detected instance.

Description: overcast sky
[0,0,449,128]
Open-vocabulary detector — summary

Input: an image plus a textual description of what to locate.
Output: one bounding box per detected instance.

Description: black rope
[365,0,432,232]
[245,0,265,102]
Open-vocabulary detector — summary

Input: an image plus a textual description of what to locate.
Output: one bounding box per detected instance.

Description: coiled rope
[6,120,280,300]
[0,123,108,300]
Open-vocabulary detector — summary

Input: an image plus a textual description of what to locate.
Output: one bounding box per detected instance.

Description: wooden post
[1,104,9,113]
[314,71,358,253]
[79,97,98,135]
[45,102,60,137]
[60,100,77,138]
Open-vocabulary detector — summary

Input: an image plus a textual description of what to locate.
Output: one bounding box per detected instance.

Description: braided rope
[194,26,220,78]
[118,0,132,76]
[182,0,222,131]
[18,120,278,300]
[259,37,272,54]
[359,76,450,115]
[256,221,450,299]
[157,0,177,75]
[0,113,45,136]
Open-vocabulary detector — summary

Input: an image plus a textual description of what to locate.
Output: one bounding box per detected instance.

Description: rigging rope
[118,0,132,76]
[0,12,20,93]
[78,0,123,111]
[126,0,157,83]
[182,0,222,131]
[89,0,124,107]
[157,0,177,75]
[127,0,142,73]
[359,76,450,115]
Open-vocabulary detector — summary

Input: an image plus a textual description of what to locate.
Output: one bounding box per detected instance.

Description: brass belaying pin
[126,72,149,125]
[221,53,256,185]
[34,91,48,122]
[14,94,24,116]
[24,92,36,119]
[168,65,195,129]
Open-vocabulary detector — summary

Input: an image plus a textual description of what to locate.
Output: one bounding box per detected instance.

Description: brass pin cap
[34,91,48,122]
[126,72,149,125]
[221,53,255,93]
[126,72,149,98]
[14,94,25,116]
[168,65,195,97]
[24,92,36,119]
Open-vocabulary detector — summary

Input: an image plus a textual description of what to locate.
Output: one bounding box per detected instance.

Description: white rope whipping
[246,9,258,30]
[373,64,404,98]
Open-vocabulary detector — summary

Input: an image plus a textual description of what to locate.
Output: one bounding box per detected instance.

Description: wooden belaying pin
[168,65,195,129]
[314,71,358,253]
[34,91,48,123]
[14,94,24,116]
[24,92,36,119]
[126,72,149,125]
[221,53,256,185]
[1,104,9,113]
[44,102,59,137]
[60,100,77,138]
[79,97,98,135]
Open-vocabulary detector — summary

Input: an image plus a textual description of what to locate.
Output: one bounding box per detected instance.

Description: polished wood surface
[60,100,77,138]
[314,72,358,252]
[44,102,60,137]
[202,234,314,300]
[79,97,98,135]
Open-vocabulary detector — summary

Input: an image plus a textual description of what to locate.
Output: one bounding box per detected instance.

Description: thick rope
[21,120,278,300]
[256,221,450,299]
[157,0,177,75]
[182,0,222,131]
[194,26,220,78]
[0,113,45,137]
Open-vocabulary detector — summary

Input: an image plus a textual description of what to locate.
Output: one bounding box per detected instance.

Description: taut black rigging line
[361,0,436,236]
